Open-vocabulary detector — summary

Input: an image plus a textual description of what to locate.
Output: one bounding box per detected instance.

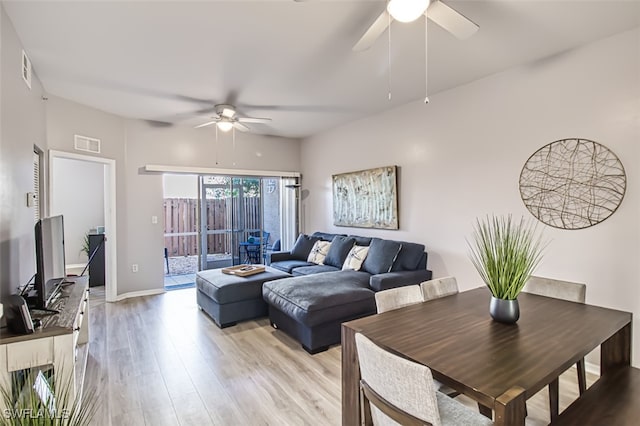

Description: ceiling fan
[195,104,272,132]
[353,0,479,52]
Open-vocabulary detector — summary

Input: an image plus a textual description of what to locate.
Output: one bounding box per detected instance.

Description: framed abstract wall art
[332,165,398,229]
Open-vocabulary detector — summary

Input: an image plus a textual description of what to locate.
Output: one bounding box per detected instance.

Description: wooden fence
[164,197,261,256]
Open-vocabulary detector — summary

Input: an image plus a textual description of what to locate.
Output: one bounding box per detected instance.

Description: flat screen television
[34,215,66,309]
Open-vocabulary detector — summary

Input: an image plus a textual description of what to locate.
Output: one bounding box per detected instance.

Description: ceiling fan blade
[427,0,478,40]
[353,10,392,52]
[233,122,250,132]
[194,120,218,129]
[237,117,272,124]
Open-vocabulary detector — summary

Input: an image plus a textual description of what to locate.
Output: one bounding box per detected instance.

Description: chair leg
[548,377,559,423]
[577,358,587,394]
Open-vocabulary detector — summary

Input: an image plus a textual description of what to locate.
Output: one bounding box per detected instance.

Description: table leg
[494,386,526,426]
[549,377,559,422]
[601,322,631,375]
[478,403,493,419]
[342,325,360,426]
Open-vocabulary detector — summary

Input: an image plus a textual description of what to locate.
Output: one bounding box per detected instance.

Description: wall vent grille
[22,50,32,89]
[74,134,101,154]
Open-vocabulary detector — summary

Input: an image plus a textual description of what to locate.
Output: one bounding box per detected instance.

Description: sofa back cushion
[291,234,321,260]
[390,241,426,271]
[312,231,345,241]
[324,236,356,268]
[362,238,402,275]
[348,235,373,246]
[307,240,331,264]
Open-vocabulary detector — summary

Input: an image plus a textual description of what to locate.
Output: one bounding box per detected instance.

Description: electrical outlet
[132,264,139,273]
[151,216,158,224]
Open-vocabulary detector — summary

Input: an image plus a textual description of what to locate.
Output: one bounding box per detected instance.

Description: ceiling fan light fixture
[217,121,234,132]
[387,0,430,23]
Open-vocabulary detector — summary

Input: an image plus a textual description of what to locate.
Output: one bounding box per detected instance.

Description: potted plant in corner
[467,215,545,324]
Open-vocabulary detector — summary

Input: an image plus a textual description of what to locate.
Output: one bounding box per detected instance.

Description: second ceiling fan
[195,104,272,132]
[353,0,479,51]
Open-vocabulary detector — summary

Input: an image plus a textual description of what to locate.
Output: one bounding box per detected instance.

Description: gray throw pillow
[391,241,426,271]
[290,234,320,260]
[323,236,356,268]
[362,238,402,275]
[348,235,373,246]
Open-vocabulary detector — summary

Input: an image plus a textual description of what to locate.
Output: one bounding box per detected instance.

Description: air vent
[22,50,31,89]
[74,134,101,153]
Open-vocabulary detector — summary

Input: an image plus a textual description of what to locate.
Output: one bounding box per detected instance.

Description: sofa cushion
[290,234,320,260]
[196,267,291,304]
[292,265,341,276]
[324,236,355,268]
[311,231,345,242]
[262,271,375,326]
[271,259,315,274]
[348,235,373,246]
[307,240,331,264]
[391,241,426,272]
[362,238,402,275]
[343,245,370,271]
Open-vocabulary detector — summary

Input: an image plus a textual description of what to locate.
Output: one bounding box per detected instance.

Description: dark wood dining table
[342,287,632,426]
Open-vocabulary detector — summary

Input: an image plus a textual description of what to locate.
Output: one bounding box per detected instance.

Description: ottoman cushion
[196,267,291,304]
[263,271,375,327]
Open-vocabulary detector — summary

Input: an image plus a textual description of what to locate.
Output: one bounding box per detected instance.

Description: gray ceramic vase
[489,296,520,324]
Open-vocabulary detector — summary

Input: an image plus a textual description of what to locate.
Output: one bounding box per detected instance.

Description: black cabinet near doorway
[88,234,105,287]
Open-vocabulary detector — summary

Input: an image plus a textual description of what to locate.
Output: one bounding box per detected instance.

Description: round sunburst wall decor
[519,138,626,230]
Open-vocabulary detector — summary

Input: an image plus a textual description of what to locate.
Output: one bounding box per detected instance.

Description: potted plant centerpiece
[468,215,545,324]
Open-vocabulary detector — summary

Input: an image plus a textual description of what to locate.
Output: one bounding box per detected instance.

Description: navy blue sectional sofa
[263,232,432,353]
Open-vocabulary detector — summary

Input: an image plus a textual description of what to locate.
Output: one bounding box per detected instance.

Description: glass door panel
[198,174,297,269]
[200,176,234,270]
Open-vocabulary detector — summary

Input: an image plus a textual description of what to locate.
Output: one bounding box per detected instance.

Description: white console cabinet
[0,277,90,413]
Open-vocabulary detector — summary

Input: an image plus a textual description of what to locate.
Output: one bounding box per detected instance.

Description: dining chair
[355,333,493,426]
[420,276,459,301]
[374,285,422,314]
[374,284,460,399]
[522,275,587,422]
[419,276,461,399]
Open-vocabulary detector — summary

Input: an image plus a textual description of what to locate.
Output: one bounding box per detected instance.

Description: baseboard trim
[114,288,165,301]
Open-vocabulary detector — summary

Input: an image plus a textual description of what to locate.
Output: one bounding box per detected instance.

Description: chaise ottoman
[196,266,291,328]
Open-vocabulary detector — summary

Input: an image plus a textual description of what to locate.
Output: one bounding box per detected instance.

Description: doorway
[162,174,199,290]
[49,150,117,302]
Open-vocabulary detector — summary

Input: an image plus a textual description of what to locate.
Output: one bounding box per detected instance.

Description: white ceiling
[4,1,640,138]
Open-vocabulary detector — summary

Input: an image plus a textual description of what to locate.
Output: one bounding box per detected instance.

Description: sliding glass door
[199,175,296,270]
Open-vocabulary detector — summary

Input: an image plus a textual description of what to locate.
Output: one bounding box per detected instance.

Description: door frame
[49,150,118,302]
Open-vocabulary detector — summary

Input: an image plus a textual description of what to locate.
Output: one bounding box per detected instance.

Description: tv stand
[0,276,90,412]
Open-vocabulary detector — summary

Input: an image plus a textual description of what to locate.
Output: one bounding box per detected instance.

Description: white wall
[301,29,640,365]
[0,5,47,300]
[51,157,105,265]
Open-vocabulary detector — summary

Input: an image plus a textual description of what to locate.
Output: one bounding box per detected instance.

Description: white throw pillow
[342,245,370,271]
[307,240,331,265]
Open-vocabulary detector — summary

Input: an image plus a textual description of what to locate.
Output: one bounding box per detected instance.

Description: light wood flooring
[85,287,597,425]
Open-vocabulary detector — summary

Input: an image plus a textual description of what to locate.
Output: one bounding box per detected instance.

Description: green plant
[467,215,545,300]
[80,234,90,258]
[0,368,99,426]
